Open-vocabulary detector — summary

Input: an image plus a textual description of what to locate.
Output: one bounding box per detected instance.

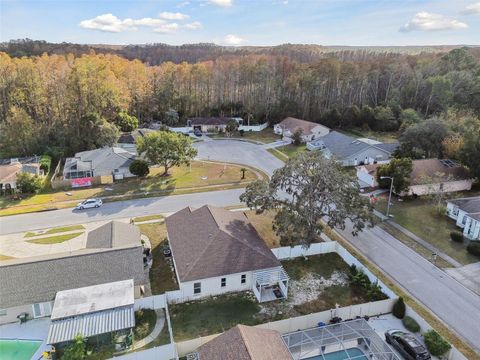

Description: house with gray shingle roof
[63,147,136,180]
[447,196,480,240]
[166,205,288,303]
[307,131,398,166]
[0,221,148,325]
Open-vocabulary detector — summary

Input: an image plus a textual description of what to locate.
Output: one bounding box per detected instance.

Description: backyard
[375,191,480,265]
[244,209,280,248]
[137,221,179,295]
[169,253,386,340]
[0,161,261,216]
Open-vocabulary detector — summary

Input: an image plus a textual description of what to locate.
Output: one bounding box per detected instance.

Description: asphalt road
[338,222,480,352]
[1,138,479,352]
[0,189,244,235]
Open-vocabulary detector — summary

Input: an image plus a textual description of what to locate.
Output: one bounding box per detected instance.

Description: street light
[380,176,394,219]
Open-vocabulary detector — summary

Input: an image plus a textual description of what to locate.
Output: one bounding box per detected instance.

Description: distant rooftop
[448,196,480,214]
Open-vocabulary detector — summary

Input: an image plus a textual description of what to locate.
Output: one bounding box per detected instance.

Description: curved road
[1,139,479,353]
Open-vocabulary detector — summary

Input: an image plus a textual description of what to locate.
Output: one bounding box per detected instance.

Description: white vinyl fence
[238,122,268,132]
[175,298,396,357]
[134,294,167,310]
[112,344,176,360]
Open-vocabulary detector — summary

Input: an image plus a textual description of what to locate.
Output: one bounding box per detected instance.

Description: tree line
[0,46,479,159]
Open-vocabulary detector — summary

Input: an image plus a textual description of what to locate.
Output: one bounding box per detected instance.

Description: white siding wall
[356,167,376,187]
[463,216,480,240]
[177,271,253,301]
[446,202,459,221]
[404,180,473,197]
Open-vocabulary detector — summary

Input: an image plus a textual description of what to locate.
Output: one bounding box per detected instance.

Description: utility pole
[380,176,394,219]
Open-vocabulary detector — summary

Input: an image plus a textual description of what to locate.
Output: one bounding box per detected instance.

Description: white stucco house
[166,205,289,303]
[446,197,480,240]
[274,117,330,143]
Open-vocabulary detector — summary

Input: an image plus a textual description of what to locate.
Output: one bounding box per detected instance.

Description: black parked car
[385,330,431,360]
[193,129,202,137]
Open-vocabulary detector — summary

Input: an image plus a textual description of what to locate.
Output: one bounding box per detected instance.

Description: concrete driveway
[194,139,284,176]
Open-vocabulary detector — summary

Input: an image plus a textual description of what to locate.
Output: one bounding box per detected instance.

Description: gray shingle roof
[196,324,292,360]
[86,221,141,249]
[0,247,147,309]
[448,196,480,214]
[64,147,135,176]
[309,131,397,160]
[166,206,280,282]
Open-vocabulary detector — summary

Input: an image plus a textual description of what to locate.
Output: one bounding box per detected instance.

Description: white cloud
[224,34,245,45]
[184,21,203,30]
[461,2,480,15]
[400,12,468,32]
[123,17,165,28]
[159,12,190,20]
[153,23,179,33]
[79,13,127,33]
[210,0,233,7]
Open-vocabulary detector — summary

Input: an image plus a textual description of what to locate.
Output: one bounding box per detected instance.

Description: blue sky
[1,0,479,46]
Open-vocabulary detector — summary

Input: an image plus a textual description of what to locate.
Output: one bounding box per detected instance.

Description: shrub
[129,160,150,177]
[467,241,480,257]
[39,155,52,173]
[423,330,451,356]
[450,231,464,243]
[62,334,86,360]
[402,316,420,332]
[239,129,245,137]
[16,172,42,194]
[392,297,406,319]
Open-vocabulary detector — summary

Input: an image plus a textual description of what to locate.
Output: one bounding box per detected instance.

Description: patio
[252,266,289,303]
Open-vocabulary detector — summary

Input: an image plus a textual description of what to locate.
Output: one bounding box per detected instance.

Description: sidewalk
[374,209,462,268]
[132,310,166,350]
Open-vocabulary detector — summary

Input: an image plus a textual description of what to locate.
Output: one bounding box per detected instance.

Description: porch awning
[47,306,134,344]
[254,266,289,285]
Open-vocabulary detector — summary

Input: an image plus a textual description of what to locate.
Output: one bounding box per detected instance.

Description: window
[32,302,52,318]
[193,282,201,294]
[241,274,246,284]
[221,278,226,287]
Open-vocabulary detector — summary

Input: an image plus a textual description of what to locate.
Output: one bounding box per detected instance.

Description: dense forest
[0,40,479,165]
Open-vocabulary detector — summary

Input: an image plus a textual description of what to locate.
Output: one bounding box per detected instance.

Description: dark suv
[385,330,431,360]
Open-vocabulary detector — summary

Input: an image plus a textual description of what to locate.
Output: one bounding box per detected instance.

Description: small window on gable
[241,274,246,284]
[221,277,226,287]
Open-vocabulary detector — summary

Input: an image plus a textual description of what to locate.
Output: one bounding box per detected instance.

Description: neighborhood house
[0,157,43,191]
[63,147,136,181]
[187,117,243,133]
[117,128,157,153]
[447,196,480,240]
[274,117,330,142]
[308,131,398,166]
[166,205,289,303]
[0,221,148,325]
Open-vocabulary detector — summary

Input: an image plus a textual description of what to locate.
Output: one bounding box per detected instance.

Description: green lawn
[0,161,261,216]
[26,232,84,244]
[267,148,289,162]
[132,214,164,223]
[212,128,281,144]
[134,309,157,341]
[137,222,179,294]
[375,194,480,265]
[24,224,85,238]
[170,293,261,341]
[276,144,307,158]
[143,310,171,349]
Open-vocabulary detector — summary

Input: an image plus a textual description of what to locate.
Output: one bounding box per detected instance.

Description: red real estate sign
[71,177,92,188]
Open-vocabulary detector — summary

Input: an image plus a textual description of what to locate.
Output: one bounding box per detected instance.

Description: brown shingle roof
[196,325,292,360]
[0,163,22,183]
[166,206,280,282]
[277,117,329,136]
[410,159,471,185]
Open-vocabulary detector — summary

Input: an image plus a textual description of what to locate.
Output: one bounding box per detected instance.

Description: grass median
[26,232,84,244]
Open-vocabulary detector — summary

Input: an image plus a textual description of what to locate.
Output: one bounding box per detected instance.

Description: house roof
[188,117,233,126]
[86,221,141,249]
[410,159,471,185]
[117,128,157,144]
[0,163,22,183]
[166,205,280,282]
[0,156,40,166]
[0,247,147,309]
[196,325,292,360]
[64,147,135,175]
[51,279,134,320]
[277,117,328,136]
[447,197,480,214]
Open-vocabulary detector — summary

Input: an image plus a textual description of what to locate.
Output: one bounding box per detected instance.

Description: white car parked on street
[75,198,103,210]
